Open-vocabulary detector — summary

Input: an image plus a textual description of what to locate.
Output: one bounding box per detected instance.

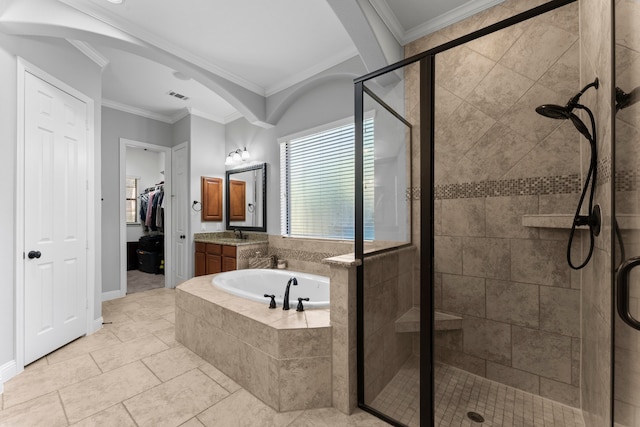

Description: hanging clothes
[155,190,164,229]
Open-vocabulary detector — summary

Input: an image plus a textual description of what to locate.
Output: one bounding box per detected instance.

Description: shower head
[536,104,593,141]
[535,104,571,120]
[616,86,640,112]
[535,78,599,142]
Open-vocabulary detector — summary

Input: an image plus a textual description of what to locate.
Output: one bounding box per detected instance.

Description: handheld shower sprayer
[535,78,600,270]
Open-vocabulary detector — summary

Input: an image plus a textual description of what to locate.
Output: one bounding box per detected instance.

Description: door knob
[27,250,41,259]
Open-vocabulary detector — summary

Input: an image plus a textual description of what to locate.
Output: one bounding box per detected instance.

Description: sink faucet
[234,228,244,240]
[283,277,298,310]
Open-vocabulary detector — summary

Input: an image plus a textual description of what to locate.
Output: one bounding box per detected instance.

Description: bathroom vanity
[193,232,268,275]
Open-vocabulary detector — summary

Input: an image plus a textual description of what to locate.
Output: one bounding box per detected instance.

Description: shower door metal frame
[354,0,578,425]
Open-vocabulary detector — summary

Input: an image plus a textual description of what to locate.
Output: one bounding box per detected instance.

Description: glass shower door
[614,0,640,425]
[358,72,415,427]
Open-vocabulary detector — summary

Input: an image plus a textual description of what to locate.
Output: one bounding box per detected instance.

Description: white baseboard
[0,360,19,394]
[91,316,104,334]
[102,289,125,302]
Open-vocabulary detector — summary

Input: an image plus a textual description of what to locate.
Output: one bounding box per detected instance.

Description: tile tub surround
[175,275,332,412]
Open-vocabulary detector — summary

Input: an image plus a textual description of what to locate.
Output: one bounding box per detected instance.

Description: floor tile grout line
[56,390,71,426]
[122,401,141,427]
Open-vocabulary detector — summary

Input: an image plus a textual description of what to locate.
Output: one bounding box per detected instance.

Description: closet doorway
[119,138,173,295]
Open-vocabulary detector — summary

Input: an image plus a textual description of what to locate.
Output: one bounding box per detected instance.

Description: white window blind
[280,118,374,240]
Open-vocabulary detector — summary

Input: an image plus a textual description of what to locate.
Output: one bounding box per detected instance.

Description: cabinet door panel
[195,251,206,277]
[222,256,236,272]
[201,177,223,221]
[206,254,222,274]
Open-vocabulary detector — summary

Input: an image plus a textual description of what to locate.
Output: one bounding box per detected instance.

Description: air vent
[167,91,189,101]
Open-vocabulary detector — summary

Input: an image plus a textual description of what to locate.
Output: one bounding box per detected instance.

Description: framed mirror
[225,162,267,232]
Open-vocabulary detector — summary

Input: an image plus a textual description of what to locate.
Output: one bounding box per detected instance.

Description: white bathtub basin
[212,269,330,309]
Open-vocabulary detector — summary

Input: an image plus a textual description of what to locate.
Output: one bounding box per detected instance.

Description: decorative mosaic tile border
[598,156,612,184]
[406,163,620,201]
[267,247,343,264]
[237,244,269,260]
[424,174,582,200]
[615,169,640,192]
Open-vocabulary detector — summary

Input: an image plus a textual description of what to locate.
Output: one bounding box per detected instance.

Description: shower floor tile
[371,356,585,427]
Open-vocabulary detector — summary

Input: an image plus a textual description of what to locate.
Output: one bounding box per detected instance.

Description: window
[280,118,374,240]
[125,177,138,224]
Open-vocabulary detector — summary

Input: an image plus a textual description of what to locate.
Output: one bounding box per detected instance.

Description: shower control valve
[264,294,276,309]
[296,297,310,312]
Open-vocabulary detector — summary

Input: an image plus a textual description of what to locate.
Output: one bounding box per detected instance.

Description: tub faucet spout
[283,277,298,310]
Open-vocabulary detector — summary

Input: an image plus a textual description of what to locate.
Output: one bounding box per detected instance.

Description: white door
[23,72,88,365]
[172,143,189,285]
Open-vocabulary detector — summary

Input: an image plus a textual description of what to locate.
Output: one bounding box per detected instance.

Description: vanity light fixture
[225,147,250,166]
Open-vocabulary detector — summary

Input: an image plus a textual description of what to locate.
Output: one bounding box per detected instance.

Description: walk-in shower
[536,78,600,269]
[354,0,604,426]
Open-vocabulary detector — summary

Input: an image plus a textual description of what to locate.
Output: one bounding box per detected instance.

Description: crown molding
[102,100,244,126]
[186,107,227,125]
[402,0,504,44]
[368,0,505,46]
[223,111,244,124]
[368,0,405,45]
[67,39,110,68]
[265,47,359,97]
[102,98,174,123]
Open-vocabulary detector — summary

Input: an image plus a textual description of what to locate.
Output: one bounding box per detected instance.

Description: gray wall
[0,34,102,369]
[225,119,279,234]
[101,107,173,293]
[189,115,226,236]
[226,75,363,236]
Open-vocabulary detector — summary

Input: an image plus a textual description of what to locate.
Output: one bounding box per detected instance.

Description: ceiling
[48,0,502,124]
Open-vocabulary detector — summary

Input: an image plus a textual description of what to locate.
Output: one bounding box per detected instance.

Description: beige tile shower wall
[405,1,584,408]
[362,246,415,404]
[580,0,615,424]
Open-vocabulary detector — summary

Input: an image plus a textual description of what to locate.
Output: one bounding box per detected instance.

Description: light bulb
[241,147,250,161]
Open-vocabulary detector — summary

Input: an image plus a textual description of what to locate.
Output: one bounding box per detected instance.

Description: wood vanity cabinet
[222,245,237,271]
[194,243,236,276]
[201,176,223,221]
[195,243,206,276]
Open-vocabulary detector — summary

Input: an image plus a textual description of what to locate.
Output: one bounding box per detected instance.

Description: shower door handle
[617,256,640,331]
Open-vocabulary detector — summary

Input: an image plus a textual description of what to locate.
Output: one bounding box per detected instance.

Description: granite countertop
[194,232,268,246]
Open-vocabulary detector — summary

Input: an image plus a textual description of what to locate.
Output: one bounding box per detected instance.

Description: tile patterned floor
[0,288,389,427]
[371,355,586,427]
[127,269,165,294]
